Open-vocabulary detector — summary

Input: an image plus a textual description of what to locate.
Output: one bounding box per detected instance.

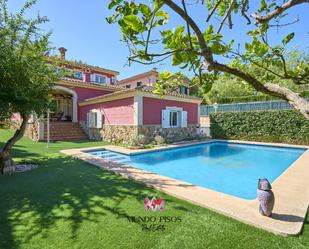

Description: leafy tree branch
[251,0,309,24]
[107,0,309,119]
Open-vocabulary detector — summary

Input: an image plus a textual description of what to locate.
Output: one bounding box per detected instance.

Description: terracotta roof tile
[137,85,200,100]
[60,77,123,91]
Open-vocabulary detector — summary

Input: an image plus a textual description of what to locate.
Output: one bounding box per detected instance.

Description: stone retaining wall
[101,125,138,143]
[138,125,198,143]
[9,119,39,141]
[25,122,39,141]
[81,122,138,143]
[82,123,199,144]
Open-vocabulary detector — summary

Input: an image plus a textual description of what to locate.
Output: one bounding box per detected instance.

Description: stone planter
[3,166,16,174]
[2,164,38,175]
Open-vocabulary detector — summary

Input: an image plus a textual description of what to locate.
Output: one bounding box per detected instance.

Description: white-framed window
[86,109,102,128]
[169,111,179,127]
[126,85,131,89]
[111,76,116,85]
[162,107,187,128]
[74,71,83,80]
[95,75,106,84]
[179,86,189,95]
[90,74,107,84]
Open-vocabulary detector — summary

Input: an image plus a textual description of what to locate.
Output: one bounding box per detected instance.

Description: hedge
[210,110,309,145]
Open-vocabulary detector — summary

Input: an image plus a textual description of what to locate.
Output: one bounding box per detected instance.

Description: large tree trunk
[264,83,309,119]
[0,114,29,174]
[209,61,309,120]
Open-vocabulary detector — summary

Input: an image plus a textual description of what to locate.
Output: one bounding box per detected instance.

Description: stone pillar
[38,121,45,141]
[133,95,143,126]
[197,103,201,135]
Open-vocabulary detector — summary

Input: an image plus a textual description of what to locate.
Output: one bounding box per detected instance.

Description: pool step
[92,151,131,164]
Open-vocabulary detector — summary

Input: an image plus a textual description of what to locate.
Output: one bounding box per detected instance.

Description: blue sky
[7,0,309,80]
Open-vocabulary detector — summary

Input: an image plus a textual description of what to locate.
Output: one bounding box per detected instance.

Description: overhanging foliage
[107,0,309,119]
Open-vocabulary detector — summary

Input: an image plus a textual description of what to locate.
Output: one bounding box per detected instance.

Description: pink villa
[25,48,202,143]
[117,68,190,95]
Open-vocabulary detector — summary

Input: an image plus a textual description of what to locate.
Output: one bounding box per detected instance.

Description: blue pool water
[87,142,306,200]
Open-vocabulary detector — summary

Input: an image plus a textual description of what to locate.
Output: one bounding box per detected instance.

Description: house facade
[78,87,200,143]
[117,69,158,89]
[26,48,202,143]
[117,68,190,95]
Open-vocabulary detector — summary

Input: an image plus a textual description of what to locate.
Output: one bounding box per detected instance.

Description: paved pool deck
[61,140,309,236]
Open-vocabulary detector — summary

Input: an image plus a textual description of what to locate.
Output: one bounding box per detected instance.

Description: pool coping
[61,139,309,236]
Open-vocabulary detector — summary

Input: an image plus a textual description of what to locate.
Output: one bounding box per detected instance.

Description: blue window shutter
[162,110,170,128]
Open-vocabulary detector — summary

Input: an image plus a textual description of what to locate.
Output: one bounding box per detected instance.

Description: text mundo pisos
[126,215,182,232]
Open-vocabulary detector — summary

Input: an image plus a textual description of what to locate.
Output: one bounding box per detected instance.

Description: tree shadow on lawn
[0,141,41,160]
[0,155,189,249]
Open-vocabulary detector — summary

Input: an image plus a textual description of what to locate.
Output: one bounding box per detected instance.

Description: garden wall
[81,123,198,144]
[210,110,309,145]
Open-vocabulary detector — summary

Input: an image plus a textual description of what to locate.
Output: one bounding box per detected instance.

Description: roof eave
[118,70,157,84]
[58,78,122,92]
[47,57,120,76]
[79,89,202,106]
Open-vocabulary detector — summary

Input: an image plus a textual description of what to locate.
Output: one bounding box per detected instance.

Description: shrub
[129,134,147,146]
[210,110,309,145]
[144,143,155,149]
[154,135,165,145]
[127,137,138,147]
[137,134,146,145]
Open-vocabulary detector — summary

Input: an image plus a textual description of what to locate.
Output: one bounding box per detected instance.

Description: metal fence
[200,99,309,116]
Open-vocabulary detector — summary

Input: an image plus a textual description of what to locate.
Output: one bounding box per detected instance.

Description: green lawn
[0,129,308,249]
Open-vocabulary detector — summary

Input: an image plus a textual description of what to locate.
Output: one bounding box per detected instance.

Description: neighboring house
[25,47,202,143]
[117,68,190,95]
[117,68,158,89]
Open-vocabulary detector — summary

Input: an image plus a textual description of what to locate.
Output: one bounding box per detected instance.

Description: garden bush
[154,135,165,145]
[210,110,309,145]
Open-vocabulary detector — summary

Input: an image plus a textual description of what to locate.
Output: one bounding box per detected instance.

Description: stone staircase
[44,122,88,141]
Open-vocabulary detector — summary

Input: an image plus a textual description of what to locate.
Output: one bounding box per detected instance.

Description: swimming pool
[87,142,306,200]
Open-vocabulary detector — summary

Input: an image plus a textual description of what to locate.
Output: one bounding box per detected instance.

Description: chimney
[58,47,67,60]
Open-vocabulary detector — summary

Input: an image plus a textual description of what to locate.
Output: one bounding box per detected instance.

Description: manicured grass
[0,129,308,249]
